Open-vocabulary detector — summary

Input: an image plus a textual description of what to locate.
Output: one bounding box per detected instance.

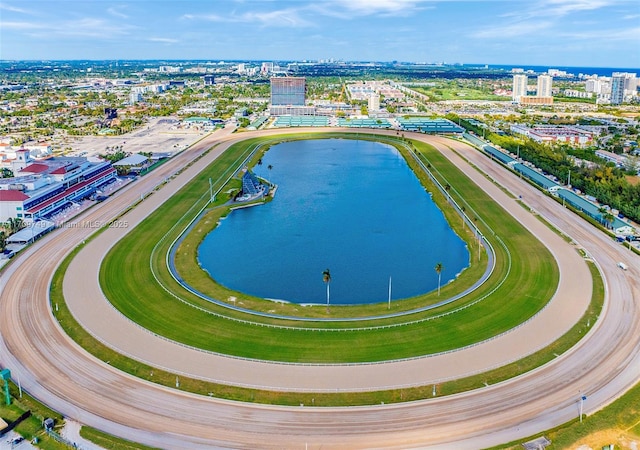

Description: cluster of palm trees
[256,158,274,187]
[0,217,25,252]
[3,217,25,234]
[320,263,444,311]
[597,206,616,229]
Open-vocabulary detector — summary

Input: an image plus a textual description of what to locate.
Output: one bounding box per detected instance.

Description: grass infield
[96,133,558,363]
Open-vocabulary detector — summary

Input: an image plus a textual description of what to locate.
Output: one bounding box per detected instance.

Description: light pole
[579,395,587,423]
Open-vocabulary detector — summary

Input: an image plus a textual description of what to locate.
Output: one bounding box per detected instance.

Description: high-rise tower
[270,77,306,106]
[512,74,528,103]
[537,75,553,98]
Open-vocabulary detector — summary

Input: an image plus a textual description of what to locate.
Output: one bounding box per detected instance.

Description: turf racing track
[1,127,639,449]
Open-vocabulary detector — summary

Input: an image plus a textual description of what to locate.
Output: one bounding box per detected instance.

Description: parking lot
[55,116,207,158]
[1,432,35,450]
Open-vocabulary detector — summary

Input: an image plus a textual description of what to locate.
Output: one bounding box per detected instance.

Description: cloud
[0,21,45,30]
[182,7,312,27]
[503,0,616,21]
[338,0,427,14]
[562,25,640,41]
[312,0,433,19]
[58,18,135,37]
[4,17,136,39]
[148,37,179,44]
[541,0,615,15]
[0,3,35,14]
[474,0,618,39]
[107,6,129,20]
[473,21,554,39]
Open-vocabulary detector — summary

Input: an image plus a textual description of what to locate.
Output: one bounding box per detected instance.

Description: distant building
[270,77,306,107]
[104,108,117,119]
[234,107,248,118]
[563,90,593,99]
[585,78,604,94]
[519,96,554,105]
[129,90,142,105]
[261,62,274,75]
[112,153,150,174]
[368,93,380,111]
[537,75,553,97]
[512,74,528,102]
[203,75,215,85]
[511,125,593,146]
[596,149,626,167]
[611,74,626,105]
[609,72,638,104]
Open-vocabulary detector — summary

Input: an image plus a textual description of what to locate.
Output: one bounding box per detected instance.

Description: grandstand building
[0,149,116,222]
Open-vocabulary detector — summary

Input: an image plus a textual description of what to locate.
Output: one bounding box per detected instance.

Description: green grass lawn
[97,133,559,363]
[0,382,67,450]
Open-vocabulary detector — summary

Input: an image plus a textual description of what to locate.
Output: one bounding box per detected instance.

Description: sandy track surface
[1,128,638,449]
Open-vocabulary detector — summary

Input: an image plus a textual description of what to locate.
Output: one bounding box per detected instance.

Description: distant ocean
[479,64,639,77]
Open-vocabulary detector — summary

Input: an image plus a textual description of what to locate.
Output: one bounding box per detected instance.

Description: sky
[1,0,639,68]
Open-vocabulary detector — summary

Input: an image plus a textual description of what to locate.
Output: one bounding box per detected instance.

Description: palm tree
[267,164,273,186]
[0,231,6,252]
[7,217,24,235]
[434,263,443,296]
[322,269,331,308]
[602,211,615,230]
[597,207,608,227]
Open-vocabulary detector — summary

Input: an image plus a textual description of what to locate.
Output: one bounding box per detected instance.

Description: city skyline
[1,0,639,67]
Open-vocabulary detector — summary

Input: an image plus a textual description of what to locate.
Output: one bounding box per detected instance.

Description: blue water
[482,64,639,77]
[198,139,470,305]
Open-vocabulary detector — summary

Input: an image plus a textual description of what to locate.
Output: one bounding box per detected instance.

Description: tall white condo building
[512,74,528,102]
[537,75,553,97]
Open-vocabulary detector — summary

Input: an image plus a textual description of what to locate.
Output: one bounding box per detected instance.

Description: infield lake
[198,138,470,305]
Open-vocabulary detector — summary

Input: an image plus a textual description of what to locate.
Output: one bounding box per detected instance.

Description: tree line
[449,114,640,224]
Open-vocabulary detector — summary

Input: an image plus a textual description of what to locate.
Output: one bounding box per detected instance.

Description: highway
[0,127,638,449]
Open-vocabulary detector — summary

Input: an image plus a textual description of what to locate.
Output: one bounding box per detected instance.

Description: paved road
[0,128,638,449]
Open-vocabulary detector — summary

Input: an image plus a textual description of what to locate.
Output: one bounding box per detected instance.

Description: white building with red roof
[0,149,116,222]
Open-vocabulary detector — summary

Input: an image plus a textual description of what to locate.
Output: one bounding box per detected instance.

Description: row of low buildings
[510,125,595,147]
[0,149,116,223]
[0,140,53,160]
